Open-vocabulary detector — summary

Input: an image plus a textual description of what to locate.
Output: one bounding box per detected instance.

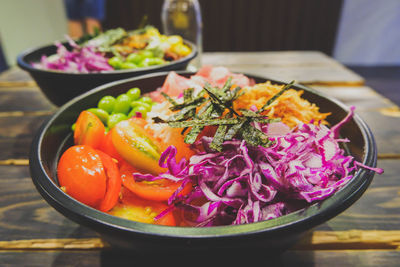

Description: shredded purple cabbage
[32,37,113,73]
[139,106,384,226]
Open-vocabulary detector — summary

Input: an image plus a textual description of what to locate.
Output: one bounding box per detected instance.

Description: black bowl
[17,41,197,107]
[29,72,378,251]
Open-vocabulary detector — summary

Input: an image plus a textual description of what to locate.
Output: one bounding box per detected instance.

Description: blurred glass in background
[161,0,202,71]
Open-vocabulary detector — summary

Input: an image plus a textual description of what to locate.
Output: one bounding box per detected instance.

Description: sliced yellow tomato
[109,188,176,226]
[111,118,165,175]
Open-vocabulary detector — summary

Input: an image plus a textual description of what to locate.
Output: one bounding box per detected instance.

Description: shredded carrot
[234,81,330,128]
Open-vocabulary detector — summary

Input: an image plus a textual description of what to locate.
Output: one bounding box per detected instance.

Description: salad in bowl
[55,65,383,227]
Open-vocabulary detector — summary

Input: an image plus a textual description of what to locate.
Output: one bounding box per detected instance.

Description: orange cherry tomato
[57,145,107,208]
[132,117,195,164]
[120,162,192,202]
[99,130,124,164]
[111,118,165,175]
[74,111,105,149]
[109,188,176,226]
[96,150,122,212]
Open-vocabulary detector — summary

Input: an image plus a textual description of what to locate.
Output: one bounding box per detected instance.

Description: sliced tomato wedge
[74,110,105,149]
[99,130,124,164]
[96,150,122,212]
[111,117,166,175]
[109,188,176,226]
[120,162,192,202]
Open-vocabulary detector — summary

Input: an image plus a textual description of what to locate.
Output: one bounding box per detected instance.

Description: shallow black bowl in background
[17,41,197,107]
[29,72,378,252]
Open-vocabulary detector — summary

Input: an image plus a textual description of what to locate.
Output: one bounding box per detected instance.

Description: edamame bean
[130,101,151,112]
[108,56,123,69]
[113,94,131,114]
[107,113,127,129]
[126,53,142,64]
[120,62,137,69]
[126,87,141,101]
[87,108,109,124]
[139,50,154,58]
[147,57,165,65]
[128,105,148,119]
[139,96,153,105]
[98,96,116,113]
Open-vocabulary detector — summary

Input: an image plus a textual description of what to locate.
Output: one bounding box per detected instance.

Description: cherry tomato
[99,130,124,164]
[109,188,176,226]
[96,150,122,212]
[111,117,165,175]
[119,162,192,202]
[74,111,105,149]
[57,145,107,208]
[130,117,195,165]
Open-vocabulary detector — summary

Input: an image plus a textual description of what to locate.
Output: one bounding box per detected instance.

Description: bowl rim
[17,39,197,76]
[29,71,378,240]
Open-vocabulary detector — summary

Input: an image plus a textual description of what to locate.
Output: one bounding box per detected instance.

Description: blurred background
[1,0,399,99]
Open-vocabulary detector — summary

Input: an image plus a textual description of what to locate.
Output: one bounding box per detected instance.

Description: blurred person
[63,0,106,39]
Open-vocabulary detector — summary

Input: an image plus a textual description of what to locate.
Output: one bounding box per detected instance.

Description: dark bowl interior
[17,41,197,107]
[29,72,378,251]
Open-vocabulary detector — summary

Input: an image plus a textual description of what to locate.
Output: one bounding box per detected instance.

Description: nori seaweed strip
[240,123,271,147]
[161,92,179,106]
[258,80,295,114]
[169,104,198,121]
[224,119,246,140]
[210,124,228,151]
[184,102,213,144]
[156,79,292,150]
[184,126,203,144]
[240,109,264,118]
[183,87,194,102]
[203,84,240,117]
[168,118,240,128]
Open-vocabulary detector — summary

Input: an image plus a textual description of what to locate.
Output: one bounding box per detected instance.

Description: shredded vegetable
[140,106,383,226]
[33,38,113,73]
[235,81,331,128]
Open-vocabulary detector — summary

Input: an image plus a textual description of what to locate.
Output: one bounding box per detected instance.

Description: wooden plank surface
[202,51,365,85]
[0,115,51,161]
[0,86,55,112]
[1,250,400,267]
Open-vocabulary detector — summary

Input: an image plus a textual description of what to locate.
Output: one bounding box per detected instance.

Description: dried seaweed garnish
[154,78,295,151]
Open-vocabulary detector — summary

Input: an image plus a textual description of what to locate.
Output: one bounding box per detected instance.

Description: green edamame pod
[113,94,131,114]
[130,101,151,112]
[126,87,141,101]
[98,95,116,113]
[87,108,109,125]
[107,113,128,129]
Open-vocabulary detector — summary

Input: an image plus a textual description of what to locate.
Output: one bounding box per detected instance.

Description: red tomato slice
[120,162,192,202]
[74,110,105,149]
[96,150,122,212]
[109,188,176,226]
[57,145,107,208]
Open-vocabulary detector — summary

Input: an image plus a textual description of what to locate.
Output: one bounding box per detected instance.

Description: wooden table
[1,51,399,266]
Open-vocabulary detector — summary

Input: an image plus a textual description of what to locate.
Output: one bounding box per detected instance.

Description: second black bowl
[17,41,197,107]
